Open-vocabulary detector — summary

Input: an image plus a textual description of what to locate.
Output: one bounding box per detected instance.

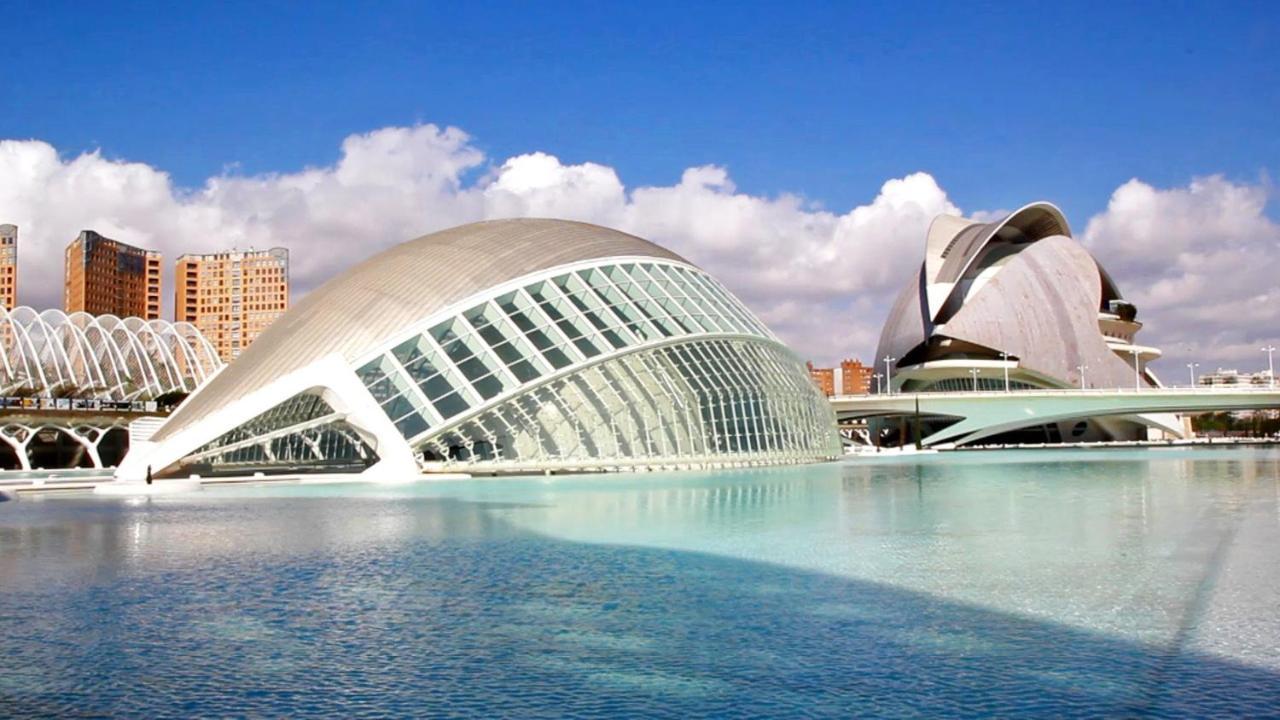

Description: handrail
[832,385,1280,399]
[0,396,167,413]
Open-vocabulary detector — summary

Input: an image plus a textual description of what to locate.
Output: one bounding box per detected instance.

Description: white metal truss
[0,307,223,401]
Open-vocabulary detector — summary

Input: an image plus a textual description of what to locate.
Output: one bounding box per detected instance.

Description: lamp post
[968,367,981,392]
[999,351,1011,392]
[1263,345,1276,389]
[1076,364,1088,390]
[873,372,883,395]
[1129,347,1142,391]
[1187,362,1199,388]
[883,356,896,396]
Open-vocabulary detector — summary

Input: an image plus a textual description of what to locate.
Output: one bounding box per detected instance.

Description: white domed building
[118,219,839,480]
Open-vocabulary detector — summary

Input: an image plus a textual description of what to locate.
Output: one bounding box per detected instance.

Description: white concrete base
[93,479,202,496]
[372,472,473,484]
[844,445,940,458]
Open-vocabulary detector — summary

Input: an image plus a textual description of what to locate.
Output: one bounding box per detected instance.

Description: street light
[883,355,896,396]
[1263,345,1276,389]
[873,372,883,395]
[968,367,981,392]
[1187,362,1200,388]
[1076,364,1088,390]
[1129,347,1142,391]
[999,351,1011,392]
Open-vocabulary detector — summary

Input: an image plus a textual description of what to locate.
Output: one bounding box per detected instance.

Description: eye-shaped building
[875,202,1182,444]
[120,219,839,479]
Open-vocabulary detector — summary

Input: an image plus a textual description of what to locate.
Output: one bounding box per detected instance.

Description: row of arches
[0,422,130,471]
[0,307,223,401]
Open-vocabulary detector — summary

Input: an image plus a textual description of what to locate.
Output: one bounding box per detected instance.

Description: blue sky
[2,1,1279,370]
[6,1,1277,218]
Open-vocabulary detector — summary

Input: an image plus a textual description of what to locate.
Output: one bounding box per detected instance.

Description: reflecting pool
[3,447,1280,717]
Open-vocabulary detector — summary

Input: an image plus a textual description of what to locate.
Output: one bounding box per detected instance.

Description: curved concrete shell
[873,202,1173,444]
[941,235,1136,389]
[119,219,839,481]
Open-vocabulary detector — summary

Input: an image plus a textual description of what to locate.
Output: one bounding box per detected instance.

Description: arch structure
[873,202,1180,445]
[0,421,131,471]
[116,219,839,482]
[0,307,223,401]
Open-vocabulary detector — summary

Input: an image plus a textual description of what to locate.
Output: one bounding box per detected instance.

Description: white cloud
[0,126,955,364]
[1083,175,1280,376]
[1,124,1271,376]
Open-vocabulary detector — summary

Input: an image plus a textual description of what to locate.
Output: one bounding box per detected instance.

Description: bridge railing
[832,385,1280,400]
[0,396,166,413]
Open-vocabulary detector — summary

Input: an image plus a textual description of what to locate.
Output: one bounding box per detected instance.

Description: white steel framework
[0,307,222,401]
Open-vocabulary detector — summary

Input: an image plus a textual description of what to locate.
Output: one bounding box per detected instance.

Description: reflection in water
[1,447,1279,717]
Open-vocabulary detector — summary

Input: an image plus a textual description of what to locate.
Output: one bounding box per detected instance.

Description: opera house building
[875,202,1181,444]
[119,219,840,480]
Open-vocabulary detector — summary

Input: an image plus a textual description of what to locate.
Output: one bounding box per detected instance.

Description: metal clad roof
[941,236,1135,389]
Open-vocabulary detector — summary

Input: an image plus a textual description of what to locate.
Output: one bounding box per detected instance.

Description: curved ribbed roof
[156,219,687,439]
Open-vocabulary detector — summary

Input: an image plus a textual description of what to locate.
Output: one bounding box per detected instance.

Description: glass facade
[353,259,837,470]
[418,338,837,469]
[355,261,773,440]
[174,393,378,475]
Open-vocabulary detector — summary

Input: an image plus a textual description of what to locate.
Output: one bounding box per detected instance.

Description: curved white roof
[157,219,688,439]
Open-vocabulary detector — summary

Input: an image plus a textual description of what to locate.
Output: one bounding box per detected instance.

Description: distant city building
[840,359,872,395]
[0,224,16,310]
[1199,368,1275,387]
[808,359,872,396]
[807,362,835,396]
[64,231,162,319]
[175,248,289,361]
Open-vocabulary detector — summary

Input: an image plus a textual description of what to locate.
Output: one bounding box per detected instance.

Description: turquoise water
[3,447,1280,717]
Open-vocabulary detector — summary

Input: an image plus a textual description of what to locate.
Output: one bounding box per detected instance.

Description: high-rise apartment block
[175,248,289,361]
[807,358,873,396]
[64,231,162,319]
[839,358,872,395]
[807,361,835,396]
[0,224,16,310]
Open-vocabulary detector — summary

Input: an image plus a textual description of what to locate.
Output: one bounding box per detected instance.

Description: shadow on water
[1,472,1279,718]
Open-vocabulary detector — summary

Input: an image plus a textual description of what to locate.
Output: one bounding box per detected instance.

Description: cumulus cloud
[0,124,1270,376]
[1083,176,1280,376]
[0,125,955,364]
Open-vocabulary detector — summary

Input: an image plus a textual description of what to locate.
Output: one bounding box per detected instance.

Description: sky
[2,1,1278,378]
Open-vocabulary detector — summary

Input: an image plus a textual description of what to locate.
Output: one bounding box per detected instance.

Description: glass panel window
[496,291,574,369]
[473,374,504,400]
[357,355,398,403]
[509,359,542,383]
[395,413,429,439]
[432,391,471,419]
[382,392,418,421]
[420,372,455,401]
[555,273,631,349]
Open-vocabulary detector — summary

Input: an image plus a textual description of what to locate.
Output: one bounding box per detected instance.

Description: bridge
[830,386,1280,447]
